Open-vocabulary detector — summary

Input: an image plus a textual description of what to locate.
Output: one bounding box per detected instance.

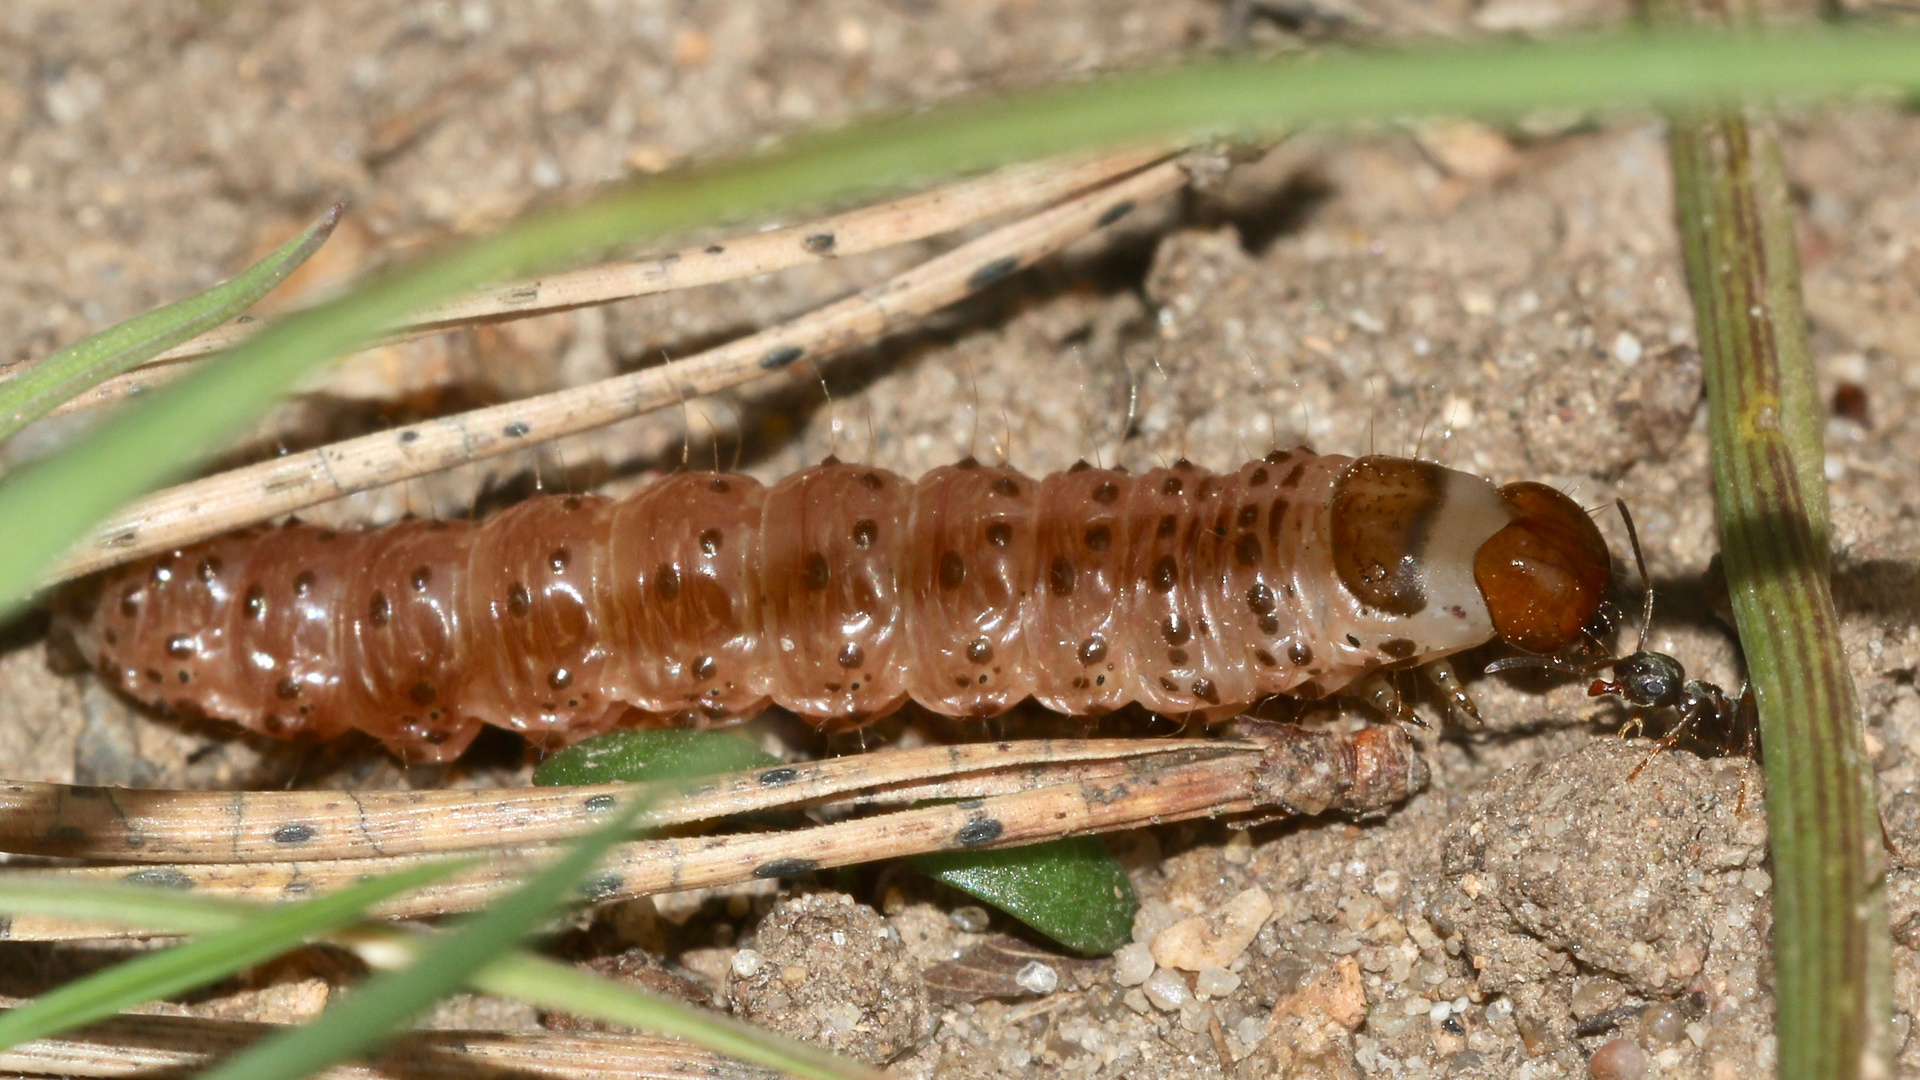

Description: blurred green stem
[1663,61,1889,1080]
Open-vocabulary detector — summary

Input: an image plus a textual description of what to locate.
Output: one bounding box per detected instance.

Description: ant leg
[1355,671,1427,728]
[1420,658,1483,728]
[1617,709,1647,740]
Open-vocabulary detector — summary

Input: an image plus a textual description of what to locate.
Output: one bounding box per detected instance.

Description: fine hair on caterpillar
[60,446,1619,762]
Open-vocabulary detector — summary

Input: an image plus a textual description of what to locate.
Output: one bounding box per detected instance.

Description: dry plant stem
[0,723,1426,940]
[43,160,1189,585]
[1669,107,1888,1080]
[0,1008,776,1080]
[39,146,1172,418]
[0,738,1206,863]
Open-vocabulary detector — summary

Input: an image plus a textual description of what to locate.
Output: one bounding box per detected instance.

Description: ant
[1483,501,1757,779]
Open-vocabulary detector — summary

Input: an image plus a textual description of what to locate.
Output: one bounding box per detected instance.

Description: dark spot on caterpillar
[709,477,731,493]
[804,553,831,590]
[1236,534,1263,567]
[103,629,118,645]
[144,668,163,684]
[550,547,571,572]
[1247,583,1276,615]
[1095,199,1136,227]
[694,655,716,680]
[197,556,221,583]
[1284,463,1307,487]
[294,571,315,597]
[564,496,583,510]
[369,592,391,626]
[1260,616,1280,634]
[1238,504,1259,528]
[700,528,724,555]
[759,767,800,786]
[1162,476,1183,496]
[1070,460,1092,473]
[967,638,994,664]
[754,857,820,879]
[803,232,836,254]
[859,472,884,490]
[165,636,193,658]
[1049,556,1076,596]
[123,867,195,890]
[1084,524,1111,551]
[583,794,618,812]
[1151,556,1177,592]
[1157,514,1176,538]
[1159,676,1181,693]
[508,583,532,616]
[985,522,1012,547]
[1175,459,1195,471]
[760,345,804,370]
[1296,679,1324,697]
[851,519,878,549]
[1249,467,1270,486]
[654,564,681,602]
[1346,634,1362,648]
[1289,641,1314,666]
[318,530,339,543]
[504,421,530,438]
[1448,604,1468,619]
[547,668,572,691]
[1169,648,1189,665]
[178,670,191,683]
[992,477,1020,497]
[838,642,864,669]
[1381,638,1417,659]
[939,551,966,589]
[1092,482,1119,504]
[272,823,317,845]
[1079,635,1108,666]
[955,816,1004,846]
[411,567,432,591]
[967,255,1020,290]
[1255,649,1278,667]
[1163,615,1190,645]
[276,677,300,700]
[1193,678,1220,704]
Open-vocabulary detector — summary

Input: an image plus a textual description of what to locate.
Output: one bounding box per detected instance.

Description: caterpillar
[60,449,1612,762]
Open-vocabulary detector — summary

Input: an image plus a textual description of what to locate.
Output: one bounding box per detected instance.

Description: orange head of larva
[1472,482,1612,655]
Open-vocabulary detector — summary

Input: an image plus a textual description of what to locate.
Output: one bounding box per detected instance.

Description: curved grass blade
[473,951,881,1080]
[9,29,1920,618]
[0,205,341,446]
[912,838,1138,955]
[0,857,470,1053]
[533,729,778,786]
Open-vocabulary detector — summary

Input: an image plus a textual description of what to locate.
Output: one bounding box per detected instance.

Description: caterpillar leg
[1419,657,1482,729]
[1353,671,1427,728]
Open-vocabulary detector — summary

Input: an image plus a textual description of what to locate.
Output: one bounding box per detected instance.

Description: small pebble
[1143,968,1192,1012]
[1113,942,1156,986]
[1429,1001,1453,1023]
[1123,988,1153,1015]
[1196,967,1242,999]
[1613,330,1644,365]
[1639,1001,1686,1043]
[1590,1038,1649,1080]
[1235,1015,1267,1047]
[730,949,765,978]
[1151,887,1274,971]
[1223,829,1254,865]
[1015,961,1059,995]
[950,905,991,932]
[1180,1000,1214,1033]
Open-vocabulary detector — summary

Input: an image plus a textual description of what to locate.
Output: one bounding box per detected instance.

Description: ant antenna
[1616,500,1655,656]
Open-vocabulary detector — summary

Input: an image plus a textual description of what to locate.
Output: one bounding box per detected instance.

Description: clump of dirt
[726,891,934,1065]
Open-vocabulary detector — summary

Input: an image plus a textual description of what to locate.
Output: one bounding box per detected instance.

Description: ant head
[1598,650,1687,709]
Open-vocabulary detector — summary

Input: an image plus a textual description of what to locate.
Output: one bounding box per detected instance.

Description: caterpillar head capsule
[1471,481,1611,655]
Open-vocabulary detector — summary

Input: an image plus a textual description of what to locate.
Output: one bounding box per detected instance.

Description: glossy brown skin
[68,451,1591,762]
[1471,481,1612,654]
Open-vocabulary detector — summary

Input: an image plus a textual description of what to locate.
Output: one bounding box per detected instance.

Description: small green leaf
[913,837,1137,955]
[0,857,471,1052]
[0,205,340,445]
[534,728,778,786]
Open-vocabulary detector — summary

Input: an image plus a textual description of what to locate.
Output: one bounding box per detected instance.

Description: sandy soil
[3,2,1919,1078]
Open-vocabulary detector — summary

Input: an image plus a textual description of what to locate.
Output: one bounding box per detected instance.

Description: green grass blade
[912,838,1138,955]
[0,858,470,1052]
[1669,105,1890,1079]
[532,729,778,786]
[0,205,340,446]
[472,952,880,1080]
[0,879,261,936]
[10,28,1920,617]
